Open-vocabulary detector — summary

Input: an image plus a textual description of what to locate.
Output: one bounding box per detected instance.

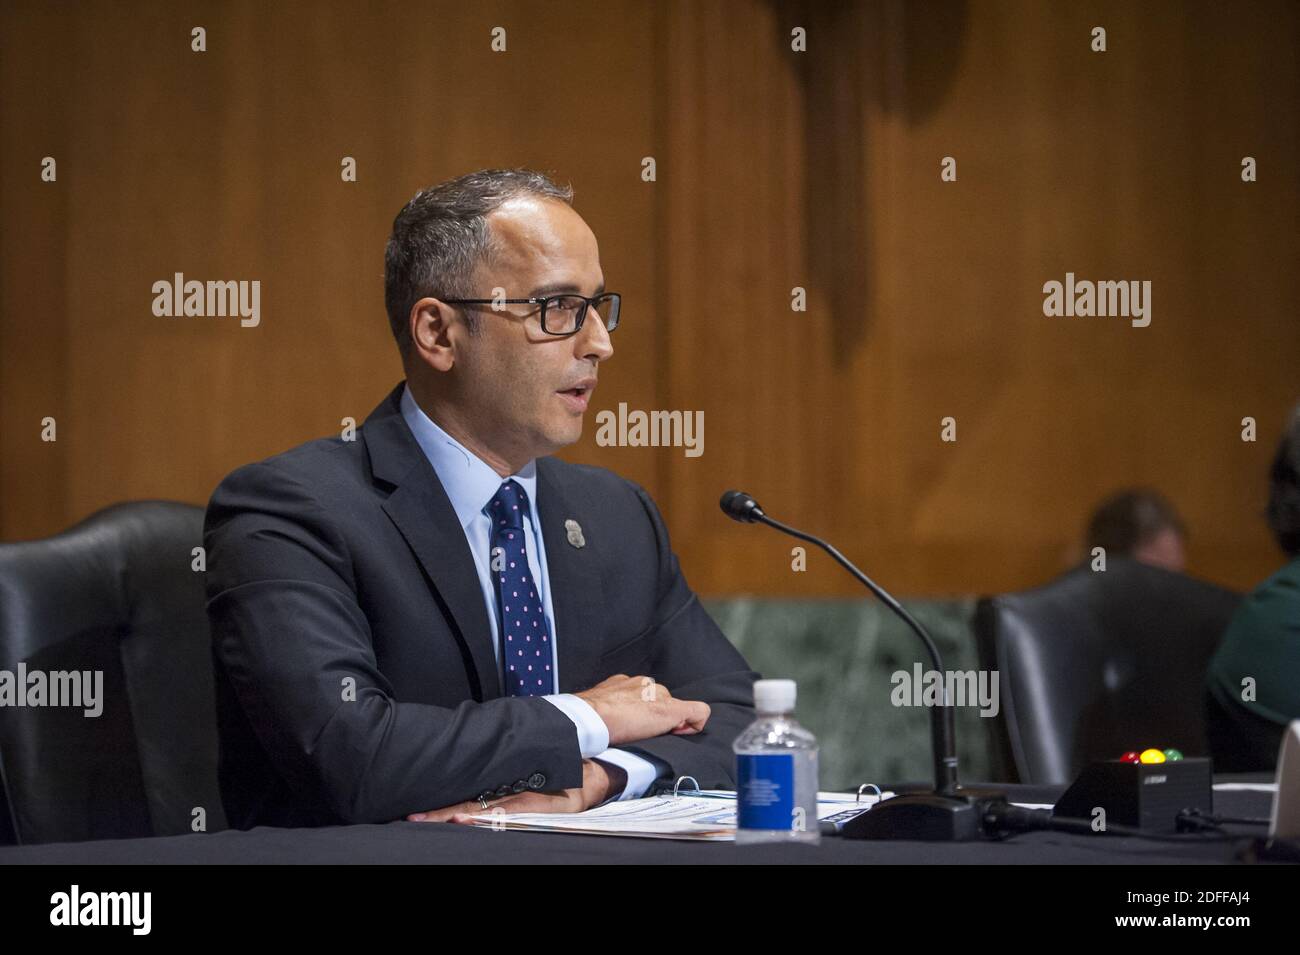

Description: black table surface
[0,777,1278,864]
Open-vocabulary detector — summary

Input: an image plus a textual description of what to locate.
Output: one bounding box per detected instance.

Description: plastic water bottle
[734,678,819,845]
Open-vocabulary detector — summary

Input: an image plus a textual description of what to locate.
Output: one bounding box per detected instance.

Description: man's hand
[405,758,628,823]
[576,673,711,746]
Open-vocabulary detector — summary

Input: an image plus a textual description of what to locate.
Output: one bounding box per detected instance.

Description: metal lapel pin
[564,519,585,548]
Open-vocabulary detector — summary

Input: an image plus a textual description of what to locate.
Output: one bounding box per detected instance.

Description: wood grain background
[3,0,1296,597]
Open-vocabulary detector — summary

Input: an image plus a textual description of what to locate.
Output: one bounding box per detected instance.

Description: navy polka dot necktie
[487,479,553,696]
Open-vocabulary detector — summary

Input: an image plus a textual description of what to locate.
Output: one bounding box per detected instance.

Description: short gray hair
[383,168,575,361]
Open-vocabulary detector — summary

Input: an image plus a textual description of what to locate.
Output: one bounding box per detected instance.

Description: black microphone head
[720,489,764,523]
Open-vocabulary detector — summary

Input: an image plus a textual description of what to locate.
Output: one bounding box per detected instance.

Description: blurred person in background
[1084,487,1188,573]
[1206,403,1300,771]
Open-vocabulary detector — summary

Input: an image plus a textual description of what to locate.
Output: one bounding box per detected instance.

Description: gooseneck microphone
[720,490,958,796]
[720,489,1007,840]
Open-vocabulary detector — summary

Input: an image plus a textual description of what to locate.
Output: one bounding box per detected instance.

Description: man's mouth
[557,379,596,413]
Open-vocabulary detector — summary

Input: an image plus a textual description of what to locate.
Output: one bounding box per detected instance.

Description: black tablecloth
[0,778,1278,864]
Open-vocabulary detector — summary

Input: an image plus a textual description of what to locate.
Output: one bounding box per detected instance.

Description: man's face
[445,196,613,463]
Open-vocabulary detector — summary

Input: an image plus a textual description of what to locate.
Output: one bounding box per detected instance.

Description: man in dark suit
[205,168,760,828]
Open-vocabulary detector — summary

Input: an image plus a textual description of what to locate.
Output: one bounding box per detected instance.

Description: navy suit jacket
[205,380,760,828]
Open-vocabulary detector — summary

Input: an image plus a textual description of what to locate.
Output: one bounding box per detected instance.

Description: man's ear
[410,297,458,372]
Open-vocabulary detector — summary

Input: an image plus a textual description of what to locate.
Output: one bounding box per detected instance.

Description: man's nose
[576,308,614,363]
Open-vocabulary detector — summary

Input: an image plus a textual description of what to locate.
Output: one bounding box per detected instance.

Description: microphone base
[840,789,1008,841]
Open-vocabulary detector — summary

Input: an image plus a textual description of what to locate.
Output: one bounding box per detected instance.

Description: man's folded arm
[542,693,668,800]
[205,459,585,825]
[615,482,762,793]
[618,666,759,794]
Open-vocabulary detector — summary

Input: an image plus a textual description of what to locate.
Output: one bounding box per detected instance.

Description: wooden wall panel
[655,0,1299,596]
[2,0,1297,598]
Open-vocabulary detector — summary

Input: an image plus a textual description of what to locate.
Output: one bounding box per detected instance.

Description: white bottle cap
[753,679,796,712]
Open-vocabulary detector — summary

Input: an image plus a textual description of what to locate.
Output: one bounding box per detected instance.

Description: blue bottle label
[736,753,795,830]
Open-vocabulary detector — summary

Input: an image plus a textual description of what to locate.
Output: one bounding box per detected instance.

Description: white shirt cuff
[589,748,664,803]
[542,693,610,758]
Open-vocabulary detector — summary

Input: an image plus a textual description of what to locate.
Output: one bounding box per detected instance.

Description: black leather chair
[975,559,1240,786]
[0,501,225,844]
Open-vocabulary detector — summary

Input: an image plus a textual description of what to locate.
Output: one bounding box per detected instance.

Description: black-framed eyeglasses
[442,292,621,336]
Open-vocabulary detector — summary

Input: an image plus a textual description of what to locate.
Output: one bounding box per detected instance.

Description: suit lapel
[536,457,607,693]
[362,382,502,701]
[361,381,611,699]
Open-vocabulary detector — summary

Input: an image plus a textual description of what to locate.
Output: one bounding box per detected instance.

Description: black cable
[1176,807,1270,828]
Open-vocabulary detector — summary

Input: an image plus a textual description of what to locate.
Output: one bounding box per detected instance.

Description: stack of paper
[461,790,891,841]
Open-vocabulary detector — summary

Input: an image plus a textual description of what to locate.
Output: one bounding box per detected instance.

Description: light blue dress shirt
[400,384,665,803]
